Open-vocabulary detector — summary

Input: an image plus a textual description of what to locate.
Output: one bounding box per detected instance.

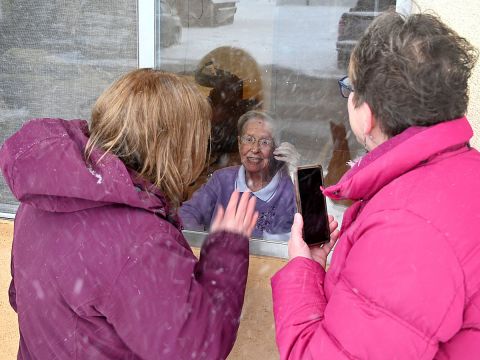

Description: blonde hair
[86,69,211,208]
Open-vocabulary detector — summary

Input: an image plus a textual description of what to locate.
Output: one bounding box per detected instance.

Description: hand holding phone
[293,164,330,246]
[288,213,339,269]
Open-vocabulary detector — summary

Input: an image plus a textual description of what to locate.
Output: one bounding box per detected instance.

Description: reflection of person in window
[180,110,298,240]
[186,61,260,198]
[0,69,258,359]
[272,12,480,359]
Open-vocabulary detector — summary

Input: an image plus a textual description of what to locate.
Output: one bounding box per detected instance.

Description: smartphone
[293,164,330,246]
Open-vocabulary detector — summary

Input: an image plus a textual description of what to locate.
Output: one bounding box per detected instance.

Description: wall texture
[415,0,480,149]
[0,221,18,360]
[1,220,285,360]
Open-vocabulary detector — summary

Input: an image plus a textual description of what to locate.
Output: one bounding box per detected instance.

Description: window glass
[158,0,396,239]
[0,0,398,234]
[0,0,137,214]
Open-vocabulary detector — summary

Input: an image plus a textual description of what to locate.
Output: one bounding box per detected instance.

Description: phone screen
[296,165,330,246]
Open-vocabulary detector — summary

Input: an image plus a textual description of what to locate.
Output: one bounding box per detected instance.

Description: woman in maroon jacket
[0,69,258,359]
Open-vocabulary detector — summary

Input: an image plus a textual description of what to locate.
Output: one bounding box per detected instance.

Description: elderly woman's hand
[273,142,301,171]
[288,213,340,270]
[210,191,259,238]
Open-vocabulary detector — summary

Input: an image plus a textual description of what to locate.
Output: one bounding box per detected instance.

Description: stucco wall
[0,221,18,360]
[0,220,284,360]
[414,0,480,149]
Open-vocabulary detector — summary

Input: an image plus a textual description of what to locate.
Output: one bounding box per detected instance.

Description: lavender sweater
[179,166,296,239]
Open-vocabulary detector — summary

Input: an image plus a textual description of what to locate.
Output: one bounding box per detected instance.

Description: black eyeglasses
[338,76,354,99]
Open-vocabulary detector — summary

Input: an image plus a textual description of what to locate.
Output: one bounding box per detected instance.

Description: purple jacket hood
[1,118,175,221]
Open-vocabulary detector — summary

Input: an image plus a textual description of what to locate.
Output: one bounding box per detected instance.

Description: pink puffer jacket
[272,117,480,359]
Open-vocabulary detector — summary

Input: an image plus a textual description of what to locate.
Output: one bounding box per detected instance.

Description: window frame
[0,0,413,259]
[138,0,412,258]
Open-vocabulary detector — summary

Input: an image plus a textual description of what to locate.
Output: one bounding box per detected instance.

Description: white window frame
[134,0,414,258]
[136,0,290,258]
[2,0,414,256]
[137,0,156,68]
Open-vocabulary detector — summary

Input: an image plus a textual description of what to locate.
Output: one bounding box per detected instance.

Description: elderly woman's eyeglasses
[338,76,354,99]
[240,135,273,149]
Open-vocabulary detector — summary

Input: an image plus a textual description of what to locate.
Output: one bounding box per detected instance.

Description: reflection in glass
[158,0,396,235]
[189,46,264,193]
[180,111,296,240]
[0,0,137,213]
[336,0,396,68]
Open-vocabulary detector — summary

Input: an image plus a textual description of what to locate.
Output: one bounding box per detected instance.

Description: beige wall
[0,221,18,360]
[414,0,480,149]
[0,220,285,360]
[191,248,286,360]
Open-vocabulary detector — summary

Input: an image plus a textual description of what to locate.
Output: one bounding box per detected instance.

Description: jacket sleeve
[178,173,221,231]
[271,210,465,360]
[98,229,249,360]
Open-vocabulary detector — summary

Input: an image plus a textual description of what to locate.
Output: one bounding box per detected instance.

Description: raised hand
[273,142,301,172]
[210,191,259,238]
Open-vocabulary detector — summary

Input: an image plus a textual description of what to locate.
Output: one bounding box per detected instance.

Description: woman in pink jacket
[272,12,480,359]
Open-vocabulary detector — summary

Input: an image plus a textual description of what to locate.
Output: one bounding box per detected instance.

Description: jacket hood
[0,118,175,221]
[324,117,473,201]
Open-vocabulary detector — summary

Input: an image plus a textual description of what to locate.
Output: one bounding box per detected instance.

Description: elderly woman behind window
[180,110,299,240]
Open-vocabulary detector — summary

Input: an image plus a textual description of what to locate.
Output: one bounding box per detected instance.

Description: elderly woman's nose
[250,143,260,152]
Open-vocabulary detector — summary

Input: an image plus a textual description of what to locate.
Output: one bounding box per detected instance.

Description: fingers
[322,238,336,254]
[288,213,313,260]
[327,214,340,242]
[321,235,338,257]
[240,193,258,237]
[275,142,294,151]
[210,205,225,232]
[273,142,293,157]
[243,194,257,228]
[274,142,300,167]
[224,191,240,218]
[273,153,289,161]
[291,213,304,243]
[209,191,259,238]
[330,229,340,243]
[321,229,340,257]
[235,190,250,222]
[329,218,338,233]
[309,234,338,270]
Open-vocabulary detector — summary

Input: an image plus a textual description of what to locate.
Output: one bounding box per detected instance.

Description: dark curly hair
[350,12,478,138]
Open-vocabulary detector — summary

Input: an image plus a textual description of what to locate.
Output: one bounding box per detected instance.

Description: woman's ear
[361,101,375,136]
[361,102,388,149]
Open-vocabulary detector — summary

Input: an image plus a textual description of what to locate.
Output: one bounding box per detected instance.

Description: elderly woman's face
[238,118,274,176]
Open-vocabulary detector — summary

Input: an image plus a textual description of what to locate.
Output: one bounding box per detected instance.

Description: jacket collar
[235,165,281,202]
[324,117,473,201]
